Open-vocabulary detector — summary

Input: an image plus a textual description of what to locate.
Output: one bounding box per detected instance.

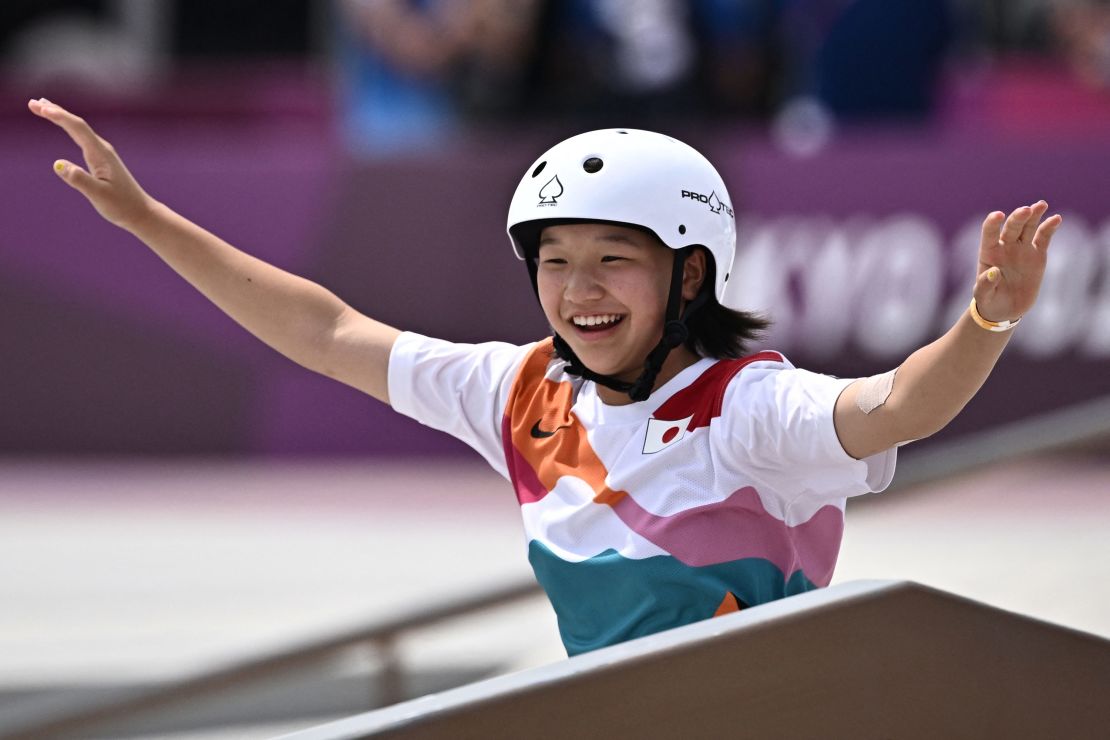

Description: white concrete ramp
[282,580,1110,740]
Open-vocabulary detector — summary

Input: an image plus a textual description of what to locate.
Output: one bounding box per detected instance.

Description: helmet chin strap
[534,248,709,403]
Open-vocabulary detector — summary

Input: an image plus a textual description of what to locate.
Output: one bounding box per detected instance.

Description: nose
[563,263,605,303]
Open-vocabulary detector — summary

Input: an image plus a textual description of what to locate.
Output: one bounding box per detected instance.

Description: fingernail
[54,161,66,174]
[987,267,1000,282]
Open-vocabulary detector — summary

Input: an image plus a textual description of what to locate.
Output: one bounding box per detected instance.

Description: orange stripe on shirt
[714,592,742,616]
[504,339,626,505]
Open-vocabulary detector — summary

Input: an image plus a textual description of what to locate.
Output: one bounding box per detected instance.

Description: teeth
[573,314,621,327]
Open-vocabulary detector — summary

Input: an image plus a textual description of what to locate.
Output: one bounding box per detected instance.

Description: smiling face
[536,222,705,403]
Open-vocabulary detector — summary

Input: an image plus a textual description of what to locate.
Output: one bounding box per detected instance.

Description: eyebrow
[597,233,640,245]
[538,231,642,247]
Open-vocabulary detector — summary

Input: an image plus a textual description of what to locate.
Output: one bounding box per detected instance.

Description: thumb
[973,265,1001,298]
[53,159,99,198]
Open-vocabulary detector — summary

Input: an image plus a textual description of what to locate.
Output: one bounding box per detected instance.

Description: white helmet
[506,128,736,301]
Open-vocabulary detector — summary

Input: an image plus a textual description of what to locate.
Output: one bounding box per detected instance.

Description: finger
[27,97,53,115]
[52,158,102,200]
[979,210,1004,252]
[1032,214,1063,252]
[1018,200,1048,244]
[973,264,1002,303]
[1000,205,1032,244]
[982,264,1001,286]
[28,98,109,162]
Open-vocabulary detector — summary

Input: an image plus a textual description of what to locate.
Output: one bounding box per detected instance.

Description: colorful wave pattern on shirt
[502,340,844,656]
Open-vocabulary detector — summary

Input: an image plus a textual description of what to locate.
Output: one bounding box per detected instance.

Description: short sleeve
[722,360,897,506]
[388,332,534,477]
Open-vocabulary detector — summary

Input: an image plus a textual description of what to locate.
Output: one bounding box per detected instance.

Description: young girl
[29,98,1061,656]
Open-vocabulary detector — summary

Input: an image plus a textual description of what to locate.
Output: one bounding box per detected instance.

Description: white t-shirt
[389,332,896,655]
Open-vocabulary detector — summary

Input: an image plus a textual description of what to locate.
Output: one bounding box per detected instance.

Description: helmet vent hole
[531,161,547,178]
[725,272,730,281]
[617,130,628,134]
[583,157,604,173]
[678,224,687,235]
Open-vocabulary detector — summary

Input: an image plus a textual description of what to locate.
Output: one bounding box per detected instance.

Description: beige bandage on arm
[855,367,898,414]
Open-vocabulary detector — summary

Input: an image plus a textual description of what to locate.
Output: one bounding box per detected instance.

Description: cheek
[616,273,668,318]
[536,275,562,320]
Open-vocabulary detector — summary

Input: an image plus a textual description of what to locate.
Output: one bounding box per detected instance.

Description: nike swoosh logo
[530,420,572,438]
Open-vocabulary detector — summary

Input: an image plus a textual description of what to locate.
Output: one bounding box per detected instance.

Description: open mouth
[571,314,624,333]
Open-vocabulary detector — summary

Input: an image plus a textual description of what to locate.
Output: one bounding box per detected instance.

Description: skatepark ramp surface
[280,580,1110,740]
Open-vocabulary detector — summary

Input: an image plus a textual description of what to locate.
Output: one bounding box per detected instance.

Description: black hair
[682,249,772,359]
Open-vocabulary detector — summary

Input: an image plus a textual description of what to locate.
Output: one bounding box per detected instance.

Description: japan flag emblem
[642,414,695,454]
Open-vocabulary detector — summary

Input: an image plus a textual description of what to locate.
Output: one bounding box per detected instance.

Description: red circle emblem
[661,426,681,444]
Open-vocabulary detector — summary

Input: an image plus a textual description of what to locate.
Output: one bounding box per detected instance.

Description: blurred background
[0,1,1108,737]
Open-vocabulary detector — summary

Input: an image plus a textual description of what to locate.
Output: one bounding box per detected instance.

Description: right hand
[28,98,157,231]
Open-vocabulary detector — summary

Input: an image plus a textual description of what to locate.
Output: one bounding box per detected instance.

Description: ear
[681,248,707,301]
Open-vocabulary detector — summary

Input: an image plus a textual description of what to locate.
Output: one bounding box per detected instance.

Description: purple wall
[3,112,1108,458]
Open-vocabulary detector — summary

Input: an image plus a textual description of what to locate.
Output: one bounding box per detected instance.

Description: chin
[564,346,636,379]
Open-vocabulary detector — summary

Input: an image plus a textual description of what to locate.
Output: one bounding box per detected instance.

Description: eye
[600,255,627,263]
[541,257,567,265]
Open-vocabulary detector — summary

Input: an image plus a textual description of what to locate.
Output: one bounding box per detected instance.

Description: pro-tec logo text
[681,189,733,218]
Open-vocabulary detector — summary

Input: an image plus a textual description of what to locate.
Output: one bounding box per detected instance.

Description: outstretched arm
[29,98,400,404]
[833,201,1063,460]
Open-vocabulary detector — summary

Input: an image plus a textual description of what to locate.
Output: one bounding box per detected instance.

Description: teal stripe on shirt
[528,540,817,656]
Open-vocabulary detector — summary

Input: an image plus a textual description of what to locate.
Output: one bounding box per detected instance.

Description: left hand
[973,201,1063,323]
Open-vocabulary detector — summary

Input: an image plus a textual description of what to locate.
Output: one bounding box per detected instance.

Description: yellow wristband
[968,298,1020,332]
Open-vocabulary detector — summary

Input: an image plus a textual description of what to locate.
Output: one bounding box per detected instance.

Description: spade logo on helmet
[538,175,563,206]
[681,189,734,218]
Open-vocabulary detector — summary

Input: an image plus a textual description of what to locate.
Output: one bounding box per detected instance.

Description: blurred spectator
[769,0,953,156]
[1052,0,1110,90]
[0,1,318,106]
[521,0,782,124]
[778,0,954,121]
[334,0,542,155]
[335,0,786,142]
[14,0,1095,146]
[1,0,169,95]
[966,0,1054,53]
[172,1,317,62]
